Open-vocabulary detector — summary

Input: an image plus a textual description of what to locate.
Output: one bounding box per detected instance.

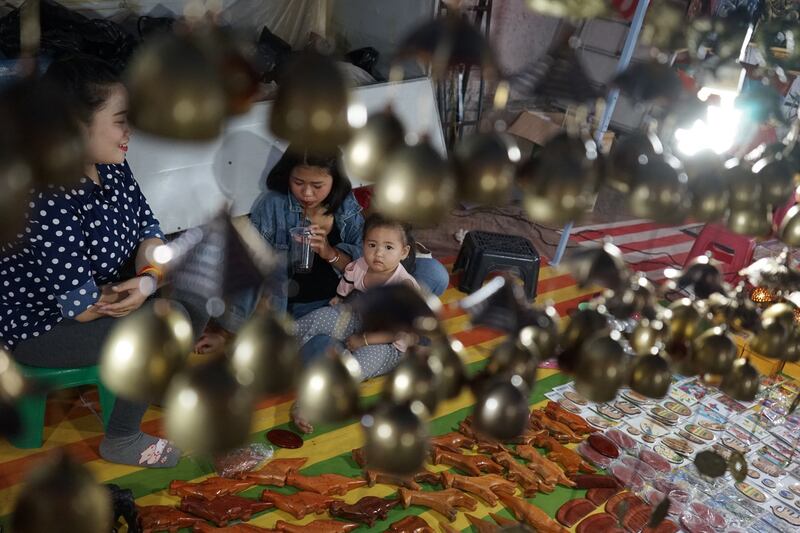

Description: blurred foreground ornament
[664,298,704,344]
[362,401,429,475]
[628,318,664,357]
[728,451,748,482]
[664,255,724,299]
[558,306,609,371]
[603,274,657,319]
[100,300,194,403]
[682,150,728,222]
[453,133,519,206]
[523,304,561,360]
[460,275,530,334]
[0,153,32,243]
[164,358,254,454]
[485,334,539,392]
[0,348,26,438]
[473,376,529,441]
[720,358,760,401]
[627,153,689,224]
[426,333,467,400]
[517,131,601,225]
[726,203,773,238]
[383,348,441,414]
[750,286,776,305]
[341,109,405,183]
[778,204,800,247]
[629,353,671,399]
[229,310,299,395]
[726,159,762,210]
[606,130,664,194]
[0,77,85,187]
[692,327,737,375]
[354,283,441,334]
[686,10,754,63]
[126,31,226,139]
[694,450,728,478]
[270,52,351,155]
[296,347,362,425]
[12,452,112,533]
[753,153,794,205]
[395,14,497,80]
[649,497,671,529]
[564,242,628,292]
[574,330,628,402]
[523,0,609,18]
[612,61,683,103]
[373,141,455,225]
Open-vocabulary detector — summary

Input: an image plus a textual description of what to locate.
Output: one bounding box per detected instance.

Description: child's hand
[345,334,365,352]
[329,296,340,306]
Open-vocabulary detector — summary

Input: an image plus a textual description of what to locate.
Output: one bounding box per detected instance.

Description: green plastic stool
[10,364,116,449]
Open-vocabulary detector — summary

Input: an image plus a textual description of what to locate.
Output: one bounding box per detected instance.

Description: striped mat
[566,219,702,283]
[0,258,600,532]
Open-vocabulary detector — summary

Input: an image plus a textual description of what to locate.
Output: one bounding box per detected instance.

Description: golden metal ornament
[517,132,602,225]
[270,51,351,155]
[362,400,430,476]
[453,133,519,206]
[666,255,724,299]
[664,298,704,344]
[0,348,25,401]
[649,497,671,529]
[485,337,539,392]
[383,348,442,414]
[627,153,689,223]
[694,450,728,478]
[629,319,665,357]
[574,331,628,403]
[373,141,456,226]
[728,451,749,482]
[126,31,226,140]
[604,275,657,319]
[753,153,795,205]
[11,452,112,533]
[524,0,609,18]
[720,358,760,401]
[692,327,737,375]
[296,347,362,425]
[99,300,194,403]
[683,150,728,222]
[564,242,629,292]
[778,204,800,247]
[201,27,259,116]
[426,334,467,400]
[354,283,442,334]
[0,153,32,244]
[229,310,299,396]
[164,358,254,454]
[524,304,560,359]
[629,353,672,399]
[750,286,776,305]
[726,204,773,238]
[341,109,405,183]
[749,319,790,359]
[606,131,664,194]
[763,302,797,329]
[473,376,530,441]
[725,159,761,210]
[558,307,610,372]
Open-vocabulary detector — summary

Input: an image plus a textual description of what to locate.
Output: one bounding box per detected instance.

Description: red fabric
[611,0,639,20]
[353,185,373,210]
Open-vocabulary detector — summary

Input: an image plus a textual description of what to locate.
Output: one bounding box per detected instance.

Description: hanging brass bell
[164,358,255,454]
[199,27,260,116]
[524,304,560,360]
[627,153,689,224]
[726,203,772,238]
[574,331,628,403]
[564,242,629,292]
[0,153,32,244]
[778,204,800,247]
[664,298,704,344]
[229,310,299,396]
[453,133,519,206]
[126,31,226,140]
[383,348,442,414]
[485,337,539,392]
[517,132,602,225]
[270,51,351,155]
[373,141,455,226]
[682,150,728,222]
[692,327,737,375]
[725,159,761,210]
[425,333,467,400]
[296,346,362,425]
[362,400,429,476]
[99,300,194,403]
[341,109,405,183]
[473,376,530,441]
[629,352,672,399]
[668,255,724,299]
[720,358,760,401]
[628,319,665,357]
[11,452,112,533]
[606,130,664,194]
[558,307,609,372]
[753,153,794,206]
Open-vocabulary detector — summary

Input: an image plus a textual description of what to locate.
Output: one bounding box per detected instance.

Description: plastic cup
[289,226,314,273]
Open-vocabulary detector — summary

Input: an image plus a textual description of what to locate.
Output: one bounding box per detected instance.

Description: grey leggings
[12,298,209,438]
[294,306,402,380]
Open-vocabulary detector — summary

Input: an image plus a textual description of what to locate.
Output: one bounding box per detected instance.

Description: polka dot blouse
[0,161,165,351]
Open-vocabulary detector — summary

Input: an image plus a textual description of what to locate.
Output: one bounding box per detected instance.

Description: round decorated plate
[662,436,695,456]
[746,468,760,479]
[649,406,679,423]
[614,400,642,416]
[684,423,714,441]
[642,434,656,443]
[622,389,656,405]
[564,390,589,405]
[721,435,747,454]
[677,429,707,445]
[625,424,642,436]
[654,442,684,464]
[735,481,767,503]
[790,482,800,497]
[641,419,671,437]
[664,400,691,417]
[586,415,611,429]
[752,457,783,477]
[597,403,625,421]
[559,397,583,414]
[697,419,725,431]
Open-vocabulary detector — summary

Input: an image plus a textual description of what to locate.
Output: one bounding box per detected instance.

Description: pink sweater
[336,257,419,352]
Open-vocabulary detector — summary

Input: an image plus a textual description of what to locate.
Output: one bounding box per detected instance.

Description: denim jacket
[220,190,364,330]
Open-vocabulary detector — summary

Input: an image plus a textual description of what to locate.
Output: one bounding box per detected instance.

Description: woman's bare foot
[291,402,313,434]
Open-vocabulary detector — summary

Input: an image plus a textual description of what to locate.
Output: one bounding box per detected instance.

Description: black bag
[345,46,380,78]
[253,26,292,82]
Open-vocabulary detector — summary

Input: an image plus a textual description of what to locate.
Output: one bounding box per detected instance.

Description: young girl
[2,56,208,467]
[291,214,419,431]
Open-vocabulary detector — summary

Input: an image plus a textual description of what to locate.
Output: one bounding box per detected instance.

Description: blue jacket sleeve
[336,210,364,260]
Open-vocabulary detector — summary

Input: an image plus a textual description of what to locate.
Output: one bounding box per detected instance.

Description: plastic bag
[213,443,274,478]
[253,26,291,82]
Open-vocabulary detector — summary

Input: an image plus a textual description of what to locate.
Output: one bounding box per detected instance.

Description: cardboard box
[508,110,615,153]
[732,333,783,376]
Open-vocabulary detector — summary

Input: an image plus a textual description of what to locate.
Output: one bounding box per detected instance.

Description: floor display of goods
[96,370,800,532]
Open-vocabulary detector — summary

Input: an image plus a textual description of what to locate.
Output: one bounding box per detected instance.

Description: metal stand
[550,0,651,265]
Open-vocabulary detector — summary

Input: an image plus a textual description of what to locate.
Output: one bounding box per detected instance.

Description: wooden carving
[388,515,435,533]
[430,447,503,476]
[138,505,204,533]
[397,488,478,522]
[169,477,255,500]
[466,514,501,533]
[534,435,595,476]
[285,472,367,495]
[328,496,400,527]
[364,469,422,490]
[492,451,542,496]
[259,490,339,520]
[179,495,272,527]
[529,411,583,443]
[544,401,597,434]
[441,471,516,506]
[515,445,575,488]
[497,492,570,533]
[274,519,360,533]
[243,458,308,486]
[193,522,278,532]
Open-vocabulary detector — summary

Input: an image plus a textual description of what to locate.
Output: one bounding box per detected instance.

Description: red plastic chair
[684,223,756,284]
